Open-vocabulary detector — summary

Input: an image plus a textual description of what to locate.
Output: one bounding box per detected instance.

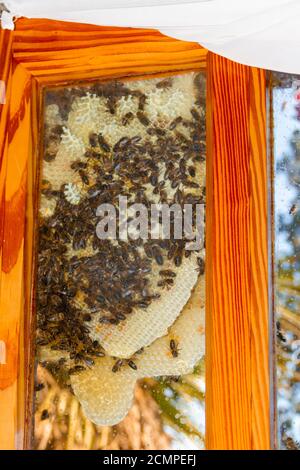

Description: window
[33,72,206,450]
[272,72,300,450]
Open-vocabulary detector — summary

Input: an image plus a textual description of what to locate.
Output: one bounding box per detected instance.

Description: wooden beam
[206,53,269,449]
[0,56,32,449]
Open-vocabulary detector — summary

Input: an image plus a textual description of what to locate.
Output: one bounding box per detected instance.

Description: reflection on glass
[272,73,300,449]
[33,72,206,450]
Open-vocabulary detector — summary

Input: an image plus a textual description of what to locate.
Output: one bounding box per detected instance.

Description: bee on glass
[112,359,123,373]
[289,204,297,215]
[158,278,174,290]
[170,339,180,358]
[127,360,138,371]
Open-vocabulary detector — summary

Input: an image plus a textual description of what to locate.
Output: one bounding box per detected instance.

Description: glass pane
[272,72,300,450]
[33,72,206,450]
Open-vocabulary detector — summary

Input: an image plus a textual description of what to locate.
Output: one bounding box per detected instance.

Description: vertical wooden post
[0,28,33,449]
[206,53,270,449]
[0,27,16,450]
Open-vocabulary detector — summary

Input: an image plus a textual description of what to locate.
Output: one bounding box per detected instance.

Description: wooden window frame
[0,18,269,450]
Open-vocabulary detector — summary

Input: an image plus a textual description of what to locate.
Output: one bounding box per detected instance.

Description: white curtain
[3,0,300,73]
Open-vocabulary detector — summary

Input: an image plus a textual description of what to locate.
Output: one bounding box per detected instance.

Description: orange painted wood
[206,53,269,449]
[0,29,13,257]
[249,68,269,449]
[0,18,207,449]
[0,58,32,449]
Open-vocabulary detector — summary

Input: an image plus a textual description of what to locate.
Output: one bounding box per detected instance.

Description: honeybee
[112,359,123,373]
[289,204,297,215]
[170,339,180,358]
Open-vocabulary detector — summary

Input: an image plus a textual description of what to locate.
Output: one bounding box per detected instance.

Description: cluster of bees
[37,74,205,378]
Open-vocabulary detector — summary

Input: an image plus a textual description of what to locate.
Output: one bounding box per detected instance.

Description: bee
[91,350,105,358]
[169,116,183,130]
[179,158,186,175]
[135,301,150,309]
[134,347,144,356]
[188,166,196,177]
[89,132,99,147]
[148,127,165,137]
[131,135,142,145]
[144,244,153,258]
[167,244,177,260]
[276,321,286,343]
[147,128,157,136]
[98,134,110,153]
[36,337,50,346]
[137,111,150,126]
[41,409,50,421]
[79,170,89,185]
[283,436,300,450]
[159,269,176,278]
[127,360,138,371]
[158,278,174,289]
[184,181,199,189]
[44,152,56,162]
[35,382,45,392]
[41,179,52,191]
[112,359,123,373]
[122,112,134,126]
[150,174,158,186]
[138,94,147,111]
[289,204,297,215]
[84,149,100,160]
[168,375,180,383]
[171,180,179,189]
[47,312,64,323]
[190,107,200,121]
[71,160,87,172]
[115,312,126,321]
[153,246,164,266]
[106,97,117,115]
[170,339,179,358]
[51,124,64,136]
[72,233,86,251]
[196,257,205,275]
[69,365,86,375]
[113,136,130,152]
[84,357,95,367]
[175,131,189,145]
[99,316,111,324]
[174,254,182,267]
[82,313,92,322]
[156,78,172,89]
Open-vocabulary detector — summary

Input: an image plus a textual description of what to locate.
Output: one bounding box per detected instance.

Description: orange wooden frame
[0,18,269,450]
[206,54,269,449]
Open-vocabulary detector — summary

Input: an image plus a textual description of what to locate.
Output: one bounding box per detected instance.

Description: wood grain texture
[249,68,269,449]
[13,18,207,85]
[206,53,269,449]
[0,18,206,449]
[0,58,32,449]
[0,29,13,261]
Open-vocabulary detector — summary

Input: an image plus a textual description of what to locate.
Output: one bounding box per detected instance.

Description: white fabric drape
[3,0,300,73]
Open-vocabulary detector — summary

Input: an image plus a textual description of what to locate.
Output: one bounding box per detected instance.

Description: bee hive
[36,72,206,425]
